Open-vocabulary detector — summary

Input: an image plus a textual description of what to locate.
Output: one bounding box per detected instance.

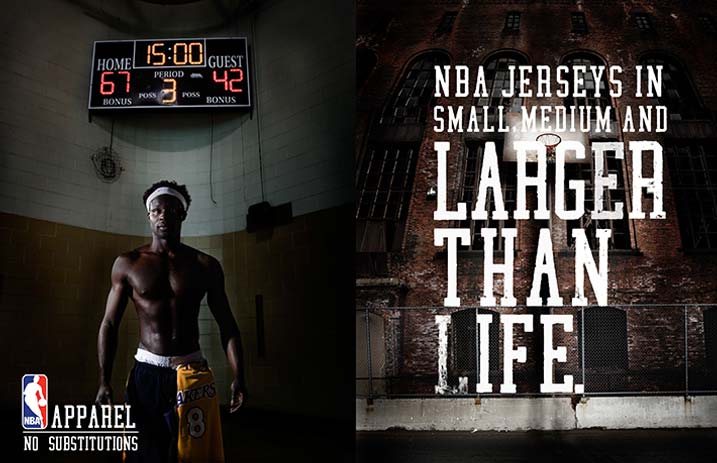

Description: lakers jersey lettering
[176,364,224,463]
[177,382,216,406]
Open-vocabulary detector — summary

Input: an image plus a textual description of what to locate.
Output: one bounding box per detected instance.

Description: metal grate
[450,309,501,384]
[577,307,628,391]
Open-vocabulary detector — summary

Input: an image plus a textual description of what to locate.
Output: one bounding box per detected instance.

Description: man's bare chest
[127,256,207,300]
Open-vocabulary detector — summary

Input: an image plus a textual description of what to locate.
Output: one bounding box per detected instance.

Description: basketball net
[536,133,562,163]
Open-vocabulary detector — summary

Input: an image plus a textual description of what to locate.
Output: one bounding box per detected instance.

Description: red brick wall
[357,0,717,391]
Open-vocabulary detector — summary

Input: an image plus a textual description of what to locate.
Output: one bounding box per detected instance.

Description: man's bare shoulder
[117,245,151,262]
[110,247,143,282]
[182,244,221,270]
[113,245,152,270]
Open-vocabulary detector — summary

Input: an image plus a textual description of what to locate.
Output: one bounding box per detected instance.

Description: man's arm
[95,256,131,405]
[206,256,247,413]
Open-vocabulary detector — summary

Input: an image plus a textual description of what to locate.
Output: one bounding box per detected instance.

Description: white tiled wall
[0,0,353,236]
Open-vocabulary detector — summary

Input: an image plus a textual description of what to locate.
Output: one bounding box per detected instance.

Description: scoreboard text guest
[88,37,252,109]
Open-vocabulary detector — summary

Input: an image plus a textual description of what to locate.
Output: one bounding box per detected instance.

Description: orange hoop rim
[536,133,562,149]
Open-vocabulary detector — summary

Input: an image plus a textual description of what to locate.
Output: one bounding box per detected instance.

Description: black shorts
[125,361,178,463]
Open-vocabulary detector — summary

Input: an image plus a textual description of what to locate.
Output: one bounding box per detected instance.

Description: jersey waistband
[135,347,205,370]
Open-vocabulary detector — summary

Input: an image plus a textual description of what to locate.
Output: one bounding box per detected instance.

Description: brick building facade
[355,0,717,396]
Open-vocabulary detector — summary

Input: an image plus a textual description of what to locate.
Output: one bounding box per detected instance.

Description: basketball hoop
[536,133,562,163]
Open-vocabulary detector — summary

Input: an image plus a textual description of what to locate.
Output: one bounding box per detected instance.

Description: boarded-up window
[450,309,500,383]
[577,307,628,391]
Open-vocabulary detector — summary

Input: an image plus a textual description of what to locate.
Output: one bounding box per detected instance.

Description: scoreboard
[88,38,251,110]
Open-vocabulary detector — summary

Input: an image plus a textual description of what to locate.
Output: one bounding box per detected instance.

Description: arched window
[577,307,628,391]
[450,309,500,387]
[379,52,449,126]
[562,53,630,249]
[357,52,448,258]
[450,51,526,251]
[640,55,703,121]
[562,53,614,119]
[475,52,527,126]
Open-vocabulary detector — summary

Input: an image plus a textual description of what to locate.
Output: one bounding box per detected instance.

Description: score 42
[98,68,245,104]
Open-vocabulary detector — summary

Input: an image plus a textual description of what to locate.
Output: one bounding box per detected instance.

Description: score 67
[99,71,131,95]
[212,68,244,93]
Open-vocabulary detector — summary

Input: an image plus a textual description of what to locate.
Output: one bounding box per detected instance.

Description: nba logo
[22,374,48,430]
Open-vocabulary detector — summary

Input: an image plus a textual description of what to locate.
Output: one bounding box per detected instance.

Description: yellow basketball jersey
[176,363,225,463]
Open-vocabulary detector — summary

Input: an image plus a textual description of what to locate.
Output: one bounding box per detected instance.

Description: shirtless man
[95,180,246,462]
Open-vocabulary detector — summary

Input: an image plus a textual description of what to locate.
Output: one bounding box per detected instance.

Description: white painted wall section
[357,397,717,431]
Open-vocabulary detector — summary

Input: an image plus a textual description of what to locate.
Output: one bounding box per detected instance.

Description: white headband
[146,187,188,212]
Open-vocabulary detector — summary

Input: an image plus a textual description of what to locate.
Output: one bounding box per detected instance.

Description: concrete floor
[357,429,717,463]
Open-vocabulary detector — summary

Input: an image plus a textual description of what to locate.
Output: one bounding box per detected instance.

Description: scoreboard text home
[88,38,251,109]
